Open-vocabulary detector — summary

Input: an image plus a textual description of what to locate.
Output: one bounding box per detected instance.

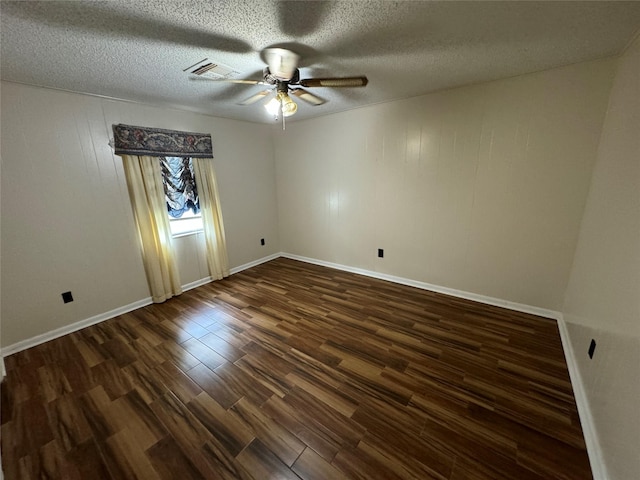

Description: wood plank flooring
[1,258,592,479]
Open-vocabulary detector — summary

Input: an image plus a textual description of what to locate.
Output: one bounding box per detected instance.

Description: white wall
[275,59,615,311]
[0,82,279,348]
[562,35,640,480]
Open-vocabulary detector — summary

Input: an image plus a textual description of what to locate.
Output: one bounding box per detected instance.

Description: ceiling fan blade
[299,76,369,88]
[189,76,265,85]
[239,90,273,106]
[262,48,300,81]
[277,1,329,37]
[290,88,326,106]
[2,2,252,53]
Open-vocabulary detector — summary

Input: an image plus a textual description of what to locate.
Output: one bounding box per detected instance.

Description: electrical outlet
[378,248,384,258]
[61,291,74,304]
[260,238,265,246]
[588,339,596,359]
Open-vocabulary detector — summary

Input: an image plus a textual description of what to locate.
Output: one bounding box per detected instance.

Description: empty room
[1,1,639,479]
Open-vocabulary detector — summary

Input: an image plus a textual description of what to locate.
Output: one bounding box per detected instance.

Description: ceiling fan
[191,47,368,127]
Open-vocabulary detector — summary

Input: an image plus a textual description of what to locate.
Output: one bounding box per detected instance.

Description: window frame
[168,210,204,238]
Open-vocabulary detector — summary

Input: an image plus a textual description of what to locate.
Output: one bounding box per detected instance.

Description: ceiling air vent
[184,58,239,79]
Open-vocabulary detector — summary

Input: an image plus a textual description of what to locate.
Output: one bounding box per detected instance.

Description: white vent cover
[185,58,239,79]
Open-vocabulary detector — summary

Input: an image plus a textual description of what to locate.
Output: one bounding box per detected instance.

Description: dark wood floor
[1,258,592,479]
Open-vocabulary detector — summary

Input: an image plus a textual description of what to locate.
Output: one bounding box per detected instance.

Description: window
[161,156,203,236]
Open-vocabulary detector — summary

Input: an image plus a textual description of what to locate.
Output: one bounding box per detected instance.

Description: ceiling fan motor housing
[264,67,300,85]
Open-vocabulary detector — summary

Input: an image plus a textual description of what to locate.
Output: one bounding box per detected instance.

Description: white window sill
[172,229,204,239]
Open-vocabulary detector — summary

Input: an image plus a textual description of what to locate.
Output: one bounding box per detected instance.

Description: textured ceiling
[2,1,640,124]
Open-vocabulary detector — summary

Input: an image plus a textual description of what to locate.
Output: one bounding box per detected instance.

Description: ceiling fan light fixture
[280,93,298,117]
[264,96,281,117]
[264,91,298,118]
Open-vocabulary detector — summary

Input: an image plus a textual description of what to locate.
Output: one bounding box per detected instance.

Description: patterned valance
[112,124,213,158]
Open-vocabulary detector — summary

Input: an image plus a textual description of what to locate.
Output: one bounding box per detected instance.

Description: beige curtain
[122,155,182,302]
[193,158,230,280]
